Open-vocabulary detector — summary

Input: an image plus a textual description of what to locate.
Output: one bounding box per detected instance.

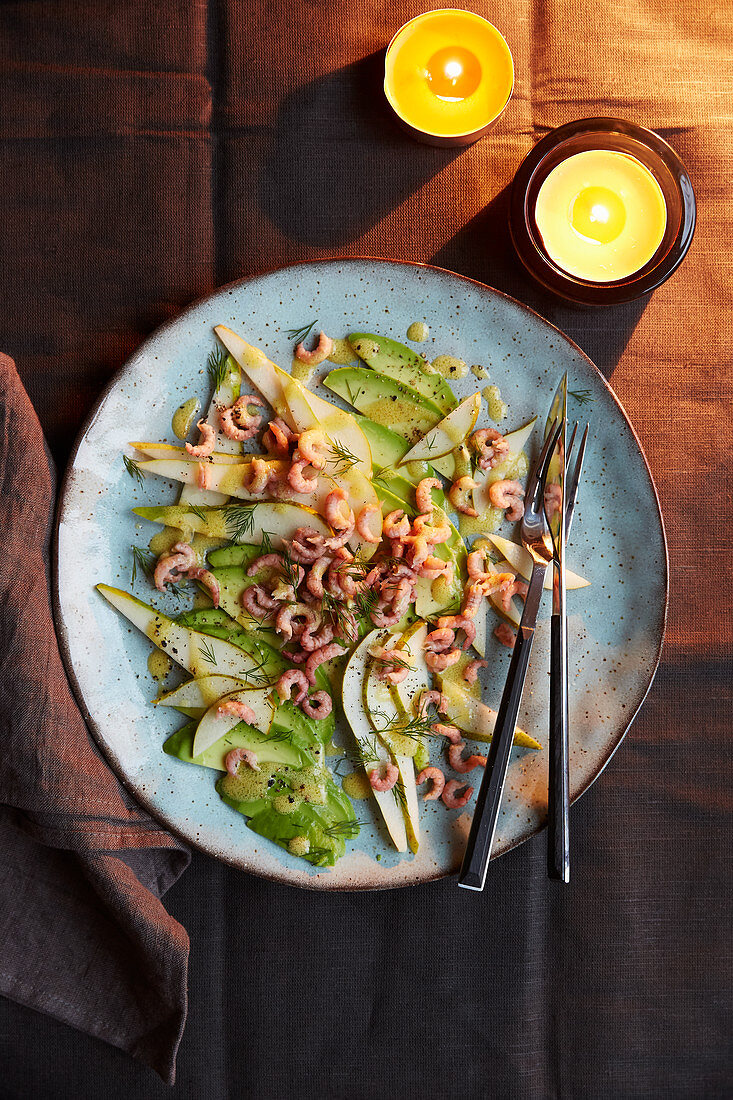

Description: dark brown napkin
[0,352,190,1084]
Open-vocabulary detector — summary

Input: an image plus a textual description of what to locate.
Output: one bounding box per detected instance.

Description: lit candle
[534,149,667,282]
[384,9,514,146]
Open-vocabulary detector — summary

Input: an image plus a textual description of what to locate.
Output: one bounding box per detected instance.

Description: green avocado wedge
[349,333,457,414]
[323,367,443,444]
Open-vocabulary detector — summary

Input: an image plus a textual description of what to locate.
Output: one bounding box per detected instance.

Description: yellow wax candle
[384,9,513,143]
[534,149,667,282]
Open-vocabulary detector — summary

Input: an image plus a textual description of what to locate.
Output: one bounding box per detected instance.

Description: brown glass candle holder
[509,118,696,305]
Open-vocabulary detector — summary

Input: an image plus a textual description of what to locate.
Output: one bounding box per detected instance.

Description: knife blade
[545,375,570,882]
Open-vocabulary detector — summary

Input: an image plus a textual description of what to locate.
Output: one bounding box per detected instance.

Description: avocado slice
[324,367,443,444]
[354,415,410,470]
[349,333,457,414]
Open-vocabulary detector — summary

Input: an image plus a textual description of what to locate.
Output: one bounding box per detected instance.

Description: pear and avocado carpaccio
[102,325,588,871]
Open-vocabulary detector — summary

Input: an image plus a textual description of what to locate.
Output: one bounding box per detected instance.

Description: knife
[545,376,570,882]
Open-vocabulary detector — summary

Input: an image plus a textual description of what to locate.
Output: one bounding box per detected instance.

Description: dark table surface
[1,1,731,1097]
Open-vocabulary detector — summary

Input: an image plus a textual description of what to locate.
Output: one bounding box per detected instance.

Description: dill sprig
[199,638,218,666]
[305,846,333,865]
[225,505,257,543]
[322,590,358,642]
[187,504,207,523]
[343,379,365,407]
[354,586,379,620]
[569,388,594,406]
[123,454,145,487]
[323,819,365,839]
[369,650,412,673]
[261,729,294,746]
[278,544,302,593]
[207,346,229,393]
[393,782,407,809]
[327,440,360,474]
[130,545,155,586]
[355,734,382,767]
[371,708,435,743]
[259,530,275,556]
[286,319,318,344]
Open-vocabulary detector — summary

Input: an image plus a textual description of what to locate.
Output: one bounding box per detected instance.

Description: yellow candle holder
[509,118,696,305]
[384,9,514,148]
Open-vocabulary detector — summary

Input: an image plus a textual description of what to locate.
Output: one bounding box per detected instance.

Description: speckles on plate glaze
[54,259,667,892]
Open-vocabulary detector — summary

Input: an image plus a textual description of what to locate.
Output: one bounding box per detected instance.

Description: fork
[458,420,563,891]
[547,422,589,882]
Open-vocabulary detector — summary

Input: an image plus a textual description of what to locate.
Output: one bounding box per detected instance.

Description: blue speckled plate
[54,259,667,890]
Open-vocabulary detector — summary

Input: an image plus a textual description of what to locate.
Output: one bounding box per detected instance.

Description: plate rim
[52,256,669,891]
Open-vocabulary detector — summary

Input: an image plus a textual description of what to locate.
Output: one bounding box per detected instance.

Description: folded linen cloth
[0,353,190,1084]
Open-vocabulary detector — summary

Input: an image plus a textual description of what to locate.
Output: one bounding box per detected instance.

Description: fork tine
[527,418,563,509]
[566,422,578,464]
[564,422,589,540]
[526,418,559,508]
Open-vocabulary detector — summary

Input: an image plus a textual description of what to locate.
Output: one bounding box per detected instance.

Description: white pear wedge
[399,393,481,464]
[341,631,408,852]
[437,678,541,750]
[192,688,275,757]
[488,535,590,590]
[472,417,538,513]
[96,585,272,681]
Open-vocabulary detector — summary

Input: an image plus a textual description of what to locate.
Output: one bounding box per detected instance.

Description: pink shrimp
[247,552,283,577]
[460,582,485,620]
[333,608,358,644]
[463,658,488,685]
[153,542,196,592]
[371,600,405,628]
[405,536,431,571]
[544,482,562,520]
[418,690,449,717]
[187,567,220,608]
[368,763,399,792]
[304,642,343,684]
[197,463,211,490]
[299,620,335,651]
[417,767,446,801]
[225,747,260,775]
[489,479,525,522]
[415,477,442,515]
[383,509,410,539]
[242,584,279,616]
[324,485,353,530]
[356,504,381,543]
[263,417,296,456]
[276,602,316,642]
[242,457,271,495]
[297,428,328,470]
[369,645,410,685]
[494,622,517,649]
[447,742,487,774]
[219,395,265,442]
[276,669,309,705]
[426,649,462,673]
[217,698,257,725]
[412,514,451,544]
[431,723,463,744]
[323,522,355,552]
[305,556,332,598]
[419,555,451,581]
[287,453,319,494]
[300,691,333,720]
[441,780,474,808]
[290,527,327,563]
[448,476,479,517]
[438,614,476,650]
[467,547,492,584]
[424,627,456,653]
[499,578,528,616]
[185,419,216,458]
[295,331,333,365]
[471,428,510,470]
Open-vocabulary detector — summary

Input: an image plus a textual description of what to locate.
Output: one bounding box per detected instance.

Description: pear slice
[437,678,541,750]
[281,377,372,477]
[156,674,249,711]
[133,501,331,545]
[96,585,276,681]
[362,630,421,853]
[192,688,275,757]
[214,325,295,425]
[399,393,481,465]
[341,631,408,852]
[180,353,241,507]
[488,535,590,590]
[131,442,243,464]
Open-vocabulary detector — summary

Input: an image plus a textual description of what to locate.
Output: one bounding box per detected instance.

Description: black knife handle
[548,612,570,882]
